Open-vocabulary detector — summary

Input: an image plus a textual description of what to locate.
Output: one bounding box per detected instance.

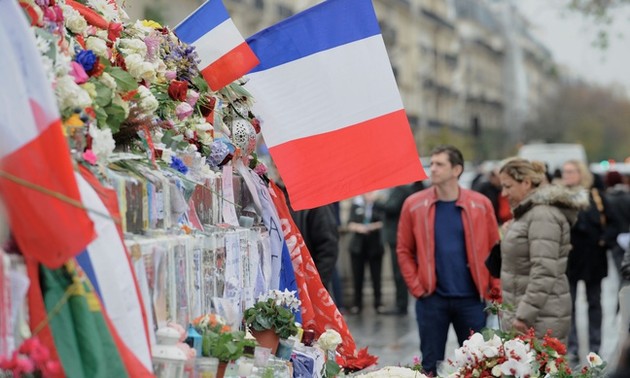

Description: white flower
[99,72,117,90]
[491,364,502,377]
[89,125,116,161]
[86,36,109,58]
[62,5,88,35]
[55,76,92,111]
[546,360,558,374]
[500,359,533,378]
[125,53,156,83]
[136,86,158,113]
[118,38,147,58]
[503,339,532,363]
[317,329,342,351]
[354,366,428,378]
[87,0,118,21]
[195,122,213,132]
[587,352,603,367]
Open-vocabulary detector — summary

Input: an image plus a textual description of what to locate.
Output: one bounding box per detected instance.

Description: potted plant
[193,314,255,378]
[243,289,301,353]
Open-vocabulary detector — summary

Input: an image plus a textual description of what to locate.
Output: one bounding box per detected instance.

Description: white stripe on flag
[247,35,403,148]
[196,19,248,68]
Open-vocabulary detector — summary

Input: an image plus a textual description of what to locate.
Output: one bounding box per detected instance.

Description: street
[341,250,623,373]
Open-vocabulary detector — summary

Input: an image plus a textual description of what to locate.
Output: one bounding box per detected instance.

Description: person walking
[396,145,500,375]
[562,160,610,361]
[347,191,386,315]
[374,181,424,315]
[498,158,587,344]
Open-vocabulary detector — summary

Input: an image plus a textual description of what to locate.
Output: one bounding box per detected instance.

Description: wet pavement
[340,251,623,371]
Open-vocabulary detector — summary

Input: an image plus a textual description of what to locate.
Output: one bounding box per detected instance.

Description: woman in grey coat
[498,158,588,342]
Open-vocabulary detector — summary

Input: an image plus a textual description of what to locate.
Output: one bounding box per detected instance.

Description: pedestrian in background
[499,158,586,344]
[397,145,500,376]
[562,159,611,361]
[374,180,425,315]
[347,191,385,315]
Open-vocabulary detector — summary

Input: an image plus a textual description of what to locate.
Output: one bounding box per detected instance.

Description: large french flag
[0,0,95,268]
[245,0,426,210]
[175,0,259,91]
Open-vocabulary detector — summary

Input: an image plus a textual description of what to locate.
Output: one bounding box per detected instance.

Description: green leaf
[324,360,341,378]
[94,106,108,129]
[192,75,209,92]
[94,82,113,107]
[106,67,138,92]
[104,103,127,134]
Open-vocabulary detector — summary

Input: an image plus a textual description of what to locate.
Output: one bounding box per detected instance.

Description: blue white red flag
[175,0,259,91]
[245,0,426,210]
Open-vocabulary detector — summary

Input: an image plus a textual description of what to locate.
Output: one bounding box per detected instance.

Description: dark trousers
[415,293,486,376]
[350,250,383,309]
[568,279,602,354]
[388,242,408,312]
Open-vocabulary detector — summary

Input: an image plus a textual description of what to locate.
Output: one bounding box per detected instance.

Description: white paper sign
[221,165,239,226]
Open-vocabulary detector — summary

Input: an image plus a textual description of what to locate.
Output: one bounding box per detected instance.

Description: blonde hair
[563,159,593,188]
[499,158,546,188]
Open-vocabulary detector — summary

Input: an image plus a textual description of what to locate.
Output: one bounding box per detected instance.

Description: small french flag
[175,0,259,91]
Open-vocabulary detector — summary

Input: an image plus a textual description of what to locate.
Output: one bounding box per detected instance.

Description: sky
[515,1,630,94]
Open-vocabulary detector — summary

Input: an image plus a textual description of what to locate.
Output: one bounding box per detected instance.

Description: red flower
[107,22,123,43]
[251,117,261,134]
[168,80,188,101]
[488,286,502,302]
[543,335,567,356]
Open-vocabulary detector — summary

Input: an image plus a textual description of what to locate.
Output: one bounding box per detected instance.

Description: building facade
[125,0,558,158]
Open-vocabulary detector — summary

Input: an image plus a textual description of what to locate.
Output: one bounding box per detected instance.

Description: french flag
[0,0,95,268]
[245,0,426,210]
[175,0,259,91]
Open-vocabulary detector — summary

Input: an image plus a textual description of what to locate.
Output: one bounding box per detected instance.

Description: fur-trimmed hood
[512,184,589,224]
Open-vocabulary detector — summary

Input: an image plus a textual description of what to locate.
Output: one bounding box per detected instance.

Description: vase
[216,361,227,378]
[251,328,280,354]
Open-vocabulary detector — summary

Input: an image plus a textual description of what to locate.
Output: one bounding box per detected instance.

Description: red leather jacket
[396,186,501,300]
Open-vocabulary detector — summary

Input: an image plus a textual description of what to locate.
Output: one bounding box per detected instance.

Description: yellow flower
[141,19,162,28]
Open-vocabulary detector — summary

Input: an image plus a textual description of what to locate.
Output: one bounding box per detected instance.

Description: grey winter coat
[500,185,588,342]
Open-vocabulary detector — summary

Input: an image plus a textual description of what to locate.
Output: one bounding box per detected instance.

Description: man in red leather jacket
[396,145,500,376]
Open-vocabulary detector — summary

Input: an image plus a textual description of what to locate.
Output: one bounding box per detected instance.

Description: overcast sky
[515,1,629,94]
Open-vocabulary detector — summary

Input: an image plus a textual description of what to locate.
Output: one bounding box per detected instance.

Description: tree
[526,80,630,161]
[567,0,630,48]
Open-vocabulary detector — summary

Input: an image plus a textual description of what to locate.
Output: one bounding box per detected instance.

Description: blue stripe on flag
[76,250,103,299]
[175,0,229,43]
[246,0,381,73]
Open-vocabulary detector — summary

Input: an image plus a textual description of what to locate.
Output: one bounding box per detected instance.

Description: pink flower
[69,62,89,84]
[165,70,177,80]
[82,150,97,165]
[176,102,194,120]
[14,357,35,375]
[186,90,200,106]
[43,360,63,377]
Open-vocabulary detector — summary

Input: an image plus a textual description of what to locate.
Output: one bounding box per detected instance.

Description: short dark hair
[430,145,464,169]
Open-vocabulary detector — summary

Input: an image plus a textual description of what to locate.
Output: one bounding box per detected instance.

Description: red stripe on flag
[269,110,426,210]
[0,120,95,268]
[200,42,259,91]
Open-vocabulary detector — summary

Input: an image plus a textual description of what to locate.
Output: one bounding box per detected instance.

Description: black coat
[567,189,609,283]
[290,205,339,286]
[374,182,424,245]
[347,202,384,258]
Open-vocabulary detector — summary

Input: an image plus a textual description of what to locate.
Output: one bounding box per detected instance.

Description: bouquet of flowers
[446,328,606,378]
[243,289,301,339]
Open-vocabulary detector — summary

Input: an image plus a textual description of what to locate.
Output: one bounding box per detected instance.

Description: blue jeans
[415,293,486,375]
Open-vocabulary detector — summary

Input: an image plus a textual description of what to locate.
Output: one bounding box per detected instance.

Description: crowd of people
[282,144,630,376]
